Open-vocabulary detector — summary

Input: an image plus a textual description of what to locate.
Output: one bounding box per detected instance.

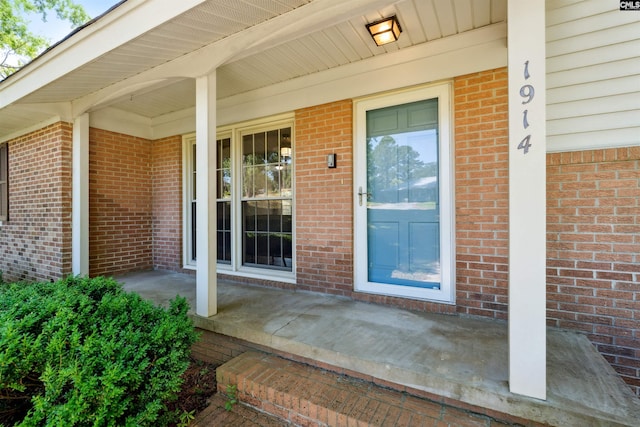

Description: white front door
[354,84,454,303]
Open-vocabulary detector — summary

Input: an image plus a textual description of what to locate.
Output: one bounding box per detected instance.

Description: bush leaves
[0,276,198,426]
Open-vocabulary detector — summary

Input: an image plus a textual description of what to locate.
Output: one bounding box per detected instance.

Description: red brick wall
[295,100,354,296]
[454,69,510,320]
[547,147,640,396]
[89,128,153,276]
[152,135,183,271]
[0,122,73,282]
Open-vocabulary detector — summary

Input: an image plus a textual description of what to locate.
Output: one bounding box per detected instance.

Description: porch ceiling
[0,0,507,138]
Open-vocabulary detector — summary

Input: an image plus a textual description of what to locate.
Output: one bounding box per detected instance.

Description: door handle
[358,187,369,206]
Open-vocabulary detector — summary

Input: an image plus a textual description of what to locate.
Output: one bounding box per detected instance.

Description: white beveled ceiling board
[215,24,507,129]
[114,79,196,118]
[109,0,507,115]
[1,0,507,140]
[17,0,313,105]
[69,0,400,115]
[0,0,209,108]
[0,110,66,143]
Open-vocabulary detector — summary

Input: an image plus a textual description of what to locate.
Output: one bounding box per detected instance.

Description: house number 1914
[518,60,534,154]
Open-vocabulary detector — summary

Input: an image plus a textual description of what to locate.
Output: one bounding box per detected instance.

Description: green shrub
[0,276,198,426]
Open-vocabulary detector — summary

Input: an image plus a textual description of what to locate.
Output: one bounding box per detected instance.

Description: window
[183,117,294,277]
[183,135,234,267]
[241,127,293,270]
[217,137,232,264]
[0,142,7,222]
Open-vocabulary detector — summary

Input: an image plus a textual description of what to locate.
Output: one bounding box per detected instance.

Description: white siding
[546,0,640,152]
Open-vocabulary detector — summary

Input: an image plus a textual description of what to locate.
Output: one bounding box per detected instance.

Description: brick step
[216,351,529,427]
[191,394,288,427]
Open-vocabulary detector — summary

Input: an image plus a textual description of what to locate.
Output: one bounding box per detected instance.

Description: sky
[27,0,122,45]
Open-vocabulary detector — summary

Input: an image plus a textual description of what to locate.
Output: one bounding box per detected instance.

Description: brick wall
[453,69,510,320]
[295,100,354,296]
[0,122,73,282]
[152,135,183,271]
[89,128,153,276]
[547,147,640,396]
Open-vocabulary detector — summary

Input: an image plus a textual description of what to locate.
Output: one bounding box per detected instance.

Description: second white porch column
[195,71,218,317]
[72,113,89,276]
[507,0,547,399]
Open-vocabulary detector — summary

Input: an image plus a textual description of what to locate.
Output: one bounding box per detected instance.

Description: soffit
[114,0,507,118]
[1,0,507,137]
[17,0,313,104]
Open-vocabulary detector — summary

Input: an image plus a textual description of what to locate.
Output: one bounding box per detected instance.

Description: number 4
[518,135,532,154]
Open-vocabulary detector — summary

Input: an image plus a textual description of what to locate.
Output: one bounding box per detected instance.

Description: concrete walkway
[119,270,640,426]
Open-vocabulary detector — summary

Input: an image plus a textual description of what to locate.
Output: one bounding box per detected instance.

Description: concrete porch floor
[118,270,640,426]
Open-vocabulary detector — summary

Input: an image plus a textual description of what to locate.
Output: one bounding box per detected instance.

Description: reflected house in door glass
[366,113,441,290]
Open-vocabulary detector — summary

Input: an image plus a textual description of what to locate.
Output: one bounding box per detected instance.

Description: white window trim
[182,113,296,283]
[182,133,197,270]
[353,82,455,304]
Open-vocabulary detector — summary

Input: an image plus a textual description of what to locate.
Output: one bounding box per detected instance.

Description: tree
[367,135,437,204]
[1,0,90,79]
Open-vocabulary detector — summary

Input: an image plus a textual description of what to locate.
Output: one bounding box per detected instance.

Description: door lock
[358,187,370,206]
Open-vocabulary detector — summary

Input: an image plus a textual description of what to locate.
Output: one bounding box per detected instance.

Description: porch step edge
[216,351,546,427]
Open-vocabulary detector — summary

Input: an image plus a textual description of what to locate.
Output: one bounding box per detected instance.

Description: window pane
[267,130,279,164]
[269,166,281,197]
[217,200,231,264]
[242,166,254,198]
[269,200,282,233]
[255,200,269,232]
[241,199,292,271]
[282,200,292,232]
[280,167,292,197]
[244,231,256,264]
[256,233,269,265]
[217,138,231,199]
[192,143,197,199]
[255,165,268,197]
[191,201,197,261]
[244,200,256,231]
[254,132,266,164]
[243,134,254,165]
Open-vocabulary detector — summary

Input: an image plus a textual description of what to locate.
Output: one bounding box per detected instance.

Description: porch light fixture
[366,15,402,46]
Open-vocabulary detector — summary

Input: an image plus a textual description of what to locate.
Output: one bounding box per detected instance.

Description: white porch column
[72,113,89,276]
[195,71,217,317]
[507,0,547,399]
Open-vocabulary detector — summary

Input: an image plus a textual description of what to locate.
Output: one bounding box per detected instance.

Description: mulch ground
[166,357,220,426]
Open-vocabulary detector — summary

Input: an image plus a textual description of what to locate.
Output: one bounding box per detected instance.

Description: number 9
[520,84,535,104]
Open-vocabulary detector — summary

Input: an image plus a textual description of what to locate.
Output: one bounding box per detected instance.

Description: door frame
[353,83,455,303]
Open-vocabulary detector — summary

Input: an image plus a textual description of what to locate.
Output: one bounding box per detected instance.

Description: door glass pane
[366,99,440,288]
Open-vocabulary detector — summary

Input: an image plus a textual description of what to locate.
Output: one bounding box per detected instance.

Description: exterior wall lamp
[366,15,402,46]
